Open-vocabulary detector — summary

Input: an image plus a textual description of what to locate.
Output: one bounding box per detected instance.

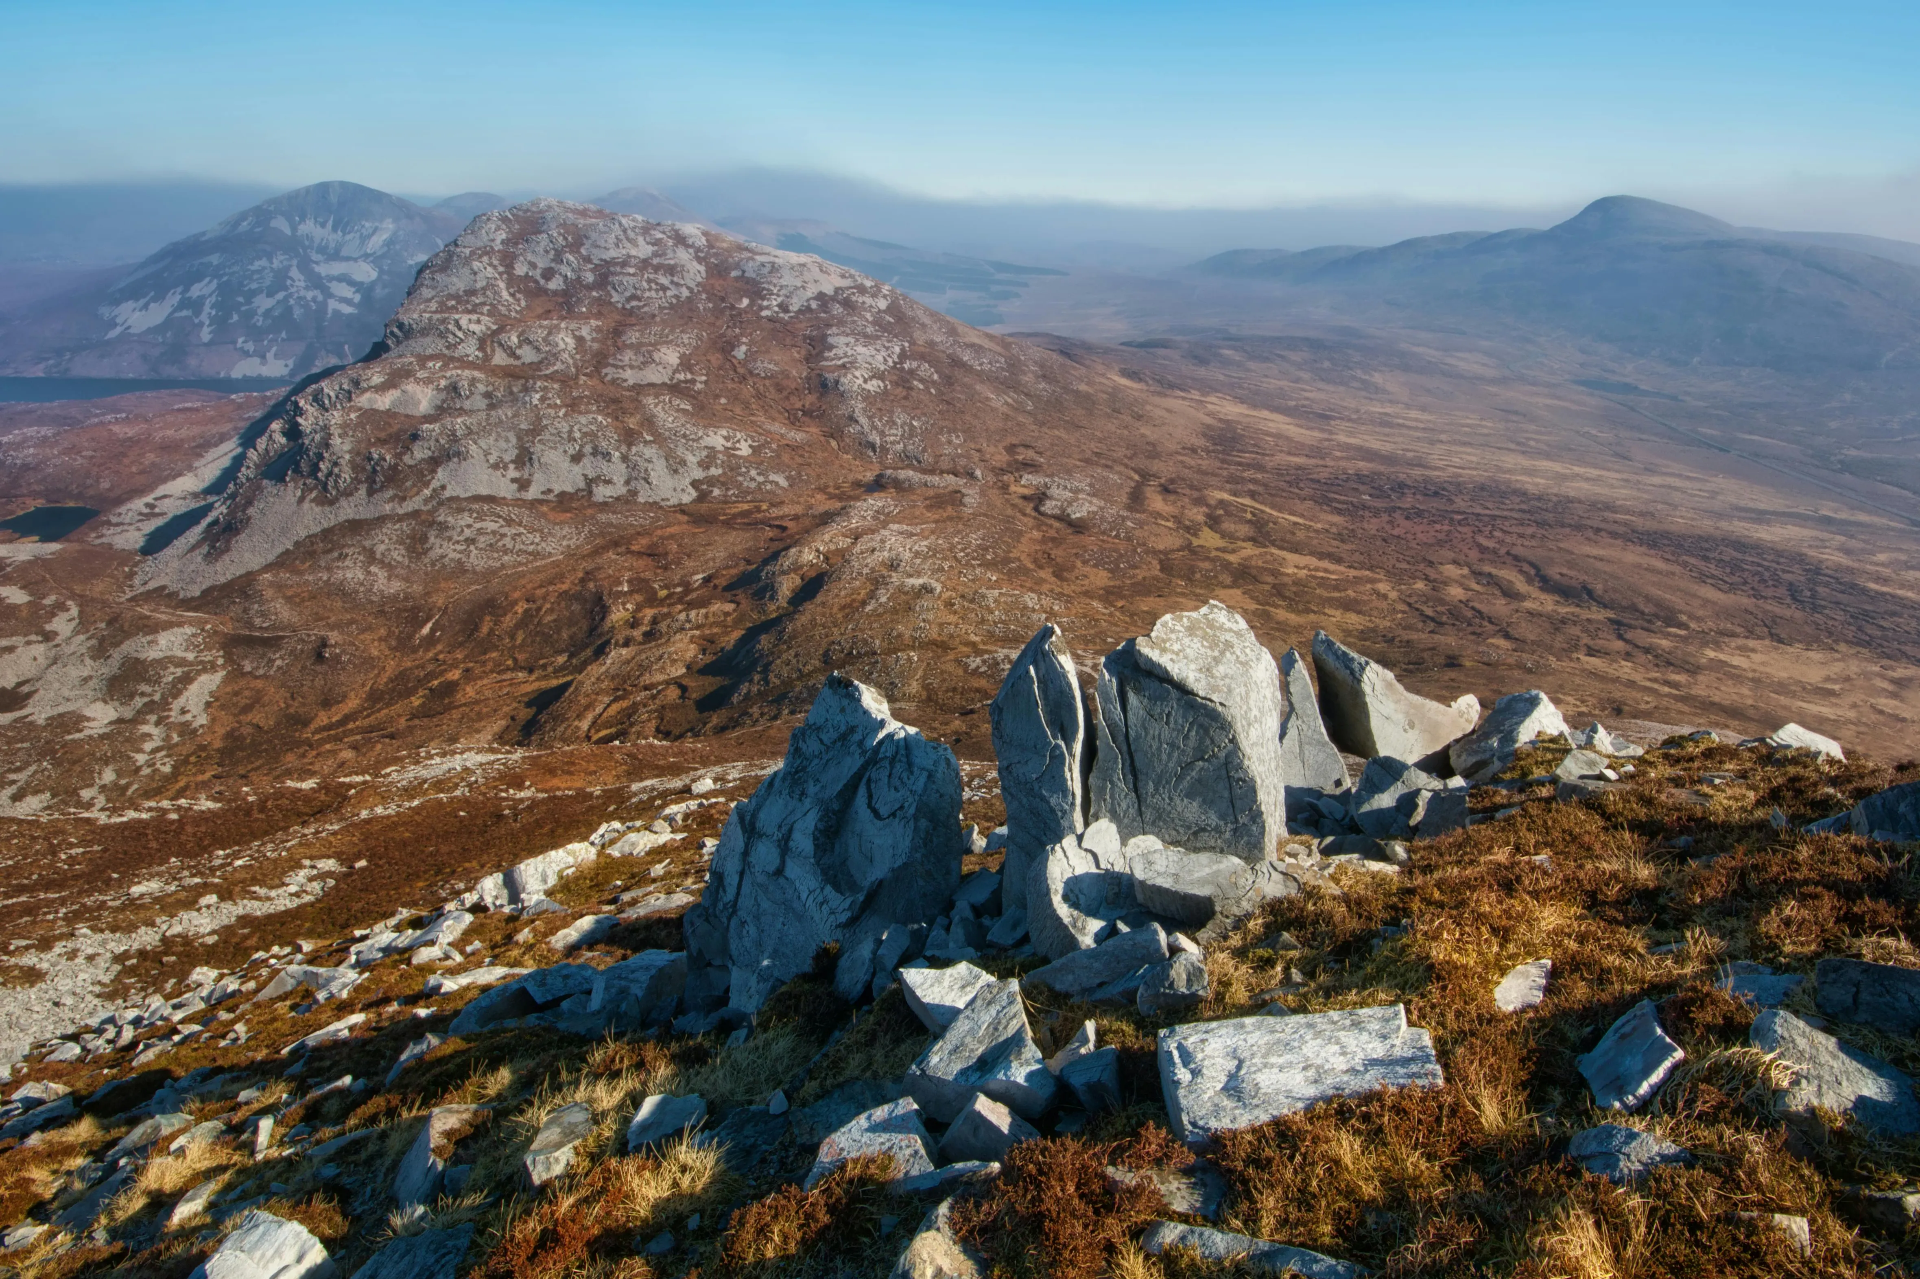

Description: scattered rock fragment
[1159,1004,1444,1144]
[524,1102,594,1186]
[1750,1008,1920,1134]
[281,1013,368,1057]
[1578,1000,1684,1111]
[1025,923,1168,999]
[168,1178,221,1228]
[938,1093,1038,1163]
[1137,952,1210,1015]
[1349,756,1468,839]
[1449,690,1569,783]
[190,1210,335,1279]
[1815,957,1920,1033]
[1494,959,1551,1012]
[1108,1162,1229,1219]
[627,1094,706,1150]
[1810,780,1920,841]
[904,978,1056,1121]
[900,963,995,1032]
[1567,1124,1692,1183]
[547,914,616,953]
[1716,962,1803,1008]
[805,1098,937,1189]
[682,674,964,1013]
[1089,602,1290,862]
[990,624,1089,916]
[1736,1212,1812,1257]
[1059,1046,1123,1113]
[1311,630,1479,764]
[1127,842,1255,929]
[397,1105,488,1207]
[1026,821,1133,958]
[1140,1221,1361,1278]
[887,1197,984,1279]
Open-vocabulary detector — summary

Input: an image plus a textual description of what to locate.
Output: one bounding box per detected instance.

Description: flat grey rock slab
[1816,957,1920,1033]
[1278,647,1350,795]
[524,1101,594,1186]
[1159,1004,1444,1144]
[1090,602,1290,863]
[1751,1008,1920,1134]
[190,1209,336,1279]
[805,1097,936,1189]
[1140,1221,1361,1278]
[1449,690,1569,783]
[682,674,964,1012]
[892,1161,1000,1196]
[1554,749,1613,782]
[1567,1124,1691,1183]
[588,949,686,1030]
[693,1106,788,1172]
[1494,959,1551,1012]
[167,1178,221,1228]
[1717,962,1803,1008]
[1311,630,1479,763]
[1137,952,1210,1015]
[628,1093,707,1150]
[990,624,1089,917]
[905,978,1056,1122]
[0,1093,73,1140]
[548,914,617,952]
[887,1198,985,1279]
[1578,1000,1684,1111]
[900,963,995,1031]
[1059,1045,1123,1113]
[350,1224,474,1279]
[170,1119,228,1153]
[1128,843,1255,928]
[280,1013,368,1057]
[109,1110,193,1158]
[938,1093,1039,1164]
[1026,923,1168,998]
[55,1164,133,1232]
[396,1104,488,1207]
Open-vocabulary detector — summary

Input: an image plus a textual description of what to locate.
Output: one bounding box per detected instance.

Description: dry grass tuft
[948,1136,1165,1279]
[713,1152,898,1277]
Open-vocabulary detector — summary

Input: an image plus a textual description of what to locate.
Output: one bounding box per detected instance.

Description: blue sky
[4,0,1916,218]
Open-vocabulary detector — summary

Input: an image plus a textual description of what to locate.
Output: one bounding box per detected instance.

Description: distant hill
[1190,195,1920,371]
[0,181,464,379]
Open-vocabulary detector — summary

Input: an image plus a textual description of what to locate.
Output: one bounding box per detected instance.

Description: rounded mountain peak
[1550,195,1737,241]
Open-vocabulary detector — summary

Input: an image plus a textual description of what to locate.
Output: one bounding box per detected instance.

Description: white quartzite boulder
[900,963,995,1032]
[1578,1000,1684,1111]
[1311,631,1479,763]
[192,1210,336,1279]
[682,675,964,1013]
[1158,1004,1444,1144]
[1089,602,1289,863]
[1751,1008,1920,1134]
[905,978,1057,1121]
[1494,959,1551,1012]
[1448,690,1569,783]
[990,624,1088,915]
[1767,723,1844,760]
[805,1097,937,1189]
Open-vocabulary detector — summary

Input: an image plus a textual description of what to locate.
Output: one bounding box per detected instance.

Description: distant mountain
[0,181,463,379]
[0,179,278,267]
[590,186,711,225]
[434,191,514,222]
[1191,196,1920,371]
[717,217,1065,326]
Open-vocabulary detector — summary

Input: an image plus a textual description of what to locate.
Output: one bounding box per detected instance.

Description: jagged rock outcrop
[1448,690,1569,783]
[1348,757,1469,840]
[1810,780,1920,842]
[1089,602,1289,862]
[1311,631,1480,763]
[904,978,1056,1121]
[989,624,1088,914]
[683,675,964,1013]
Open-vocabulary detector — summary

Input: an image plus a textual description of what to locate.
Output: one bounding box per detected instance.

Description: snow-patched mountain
[0,182,465,379]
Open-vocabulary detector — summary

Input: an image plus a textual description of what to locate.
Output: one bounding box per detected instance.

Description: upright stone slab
[1089,602,1289,862]
[1158,1004,1444,1144]
[1752,1008,1920,1134]
[1277,648,1349,794]
[1311,631,1480,762]
[682,675,965,1013]
[1578,1001,1684,1112]
[1128,841,1255,929]
[1449,690,1569,783]
[990,624,1088,915]
[905,979,1057,1122]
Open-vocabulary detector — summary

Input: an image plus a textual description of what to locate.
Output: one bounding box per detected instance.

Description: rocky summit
[0,200,1917,1278]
